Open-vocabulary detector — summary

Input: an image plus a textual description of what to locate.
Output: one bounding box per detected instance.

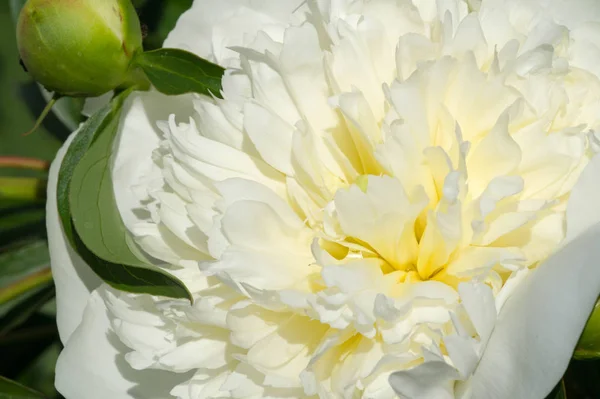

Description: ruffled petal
[164,0,306,67]
[55,288,189,399]
[112,92,194,233]
[469,155,600,398]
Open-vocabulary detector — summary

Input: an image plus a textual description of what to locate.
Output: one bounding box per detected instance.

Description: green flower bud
[17,0,144,97]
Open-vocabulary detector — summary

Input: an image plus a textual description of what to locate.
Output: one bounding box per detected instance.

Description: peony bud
[17,0,144,97]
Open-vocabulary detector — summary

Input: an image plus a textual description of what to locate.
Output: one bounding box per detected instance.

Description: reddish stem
[0,156,49,171]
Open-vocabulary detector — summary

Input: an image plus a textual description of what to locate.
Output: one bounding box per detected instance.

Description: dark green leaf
[68,108,146,267]
[135,48,225,97]
[57,99,117,248]
[545,380,567,399]
[58,93,192,300]
[563,359,600,397]
[16,343,61,399]
[0,177,46,201]
[0,208,45,243]
[0,240,52,319]
[71,232,192,299]
[0,240,50,289]
[138,0,193,50]
[0,200,41,213]
[0,285,55,336]
[131,0,150,8]
[37,298,56,318]
[576,298,600,359]
[0,375,45,398]
[0,239,50,289]
[0,199,46,250]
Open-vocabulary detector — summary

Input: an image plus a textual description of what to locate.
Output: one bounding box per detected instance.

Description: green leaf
[0,240,52,318]
[576,298,600,359]
[135,48,225,97]
[16,343,61,399]
[0,241,49,288]
[57,99,117,248]
[563,360,600,397]
[0,285,55,336]
[0,208,45,243]
[139,0,193,50]
[0,376,45,398]
[70,232,192,299]
[69,116,148,267]
[57,93,192,301]
[0,177,46,201]
[546,380,567,399]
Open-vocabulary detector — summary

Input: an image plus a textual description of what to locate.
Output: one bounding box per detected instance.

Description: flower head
[48,0,600,398]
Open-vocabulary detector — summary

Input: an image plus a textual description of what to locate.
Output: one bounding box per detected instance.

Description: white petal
[164,0,306,67]
[566,154,600,242]
[112,92,194,233]
[485,0,600,32]
[243,102,295,175]
[209,199,313,289]
[56,288,189,399]
[389,360,459,399]
[47,132,102,343]
[470,223,600,398]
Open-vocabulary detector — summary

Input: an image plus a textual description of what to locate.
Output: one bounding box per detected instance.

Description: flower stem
[0,157,49,171]
[22,93,61,136]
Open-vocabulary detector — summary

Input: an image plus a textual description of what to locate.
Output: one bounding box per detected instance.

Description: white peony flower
[47,0,600,398]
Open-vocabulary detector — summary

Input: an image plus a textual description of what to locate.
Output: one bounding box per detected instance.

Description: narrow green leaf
[16,343,61,398]
[0,240,51,318]
[0,376,45,399]
[58,93,192,301]
[576,298,600,359]
[0,241,49,288]
[545,380,567,399]
[15,342,61,399]
[0,199,40,213]
[0,177,46,201]
[135,48,225,97]
[0,285,55,336]
[0,269,52,309]
[0,208,45,242]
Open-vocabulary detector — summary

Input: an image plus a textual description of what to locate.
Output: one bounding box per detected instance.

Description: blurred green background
[0,2,62,159]
[0,1,191,397]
